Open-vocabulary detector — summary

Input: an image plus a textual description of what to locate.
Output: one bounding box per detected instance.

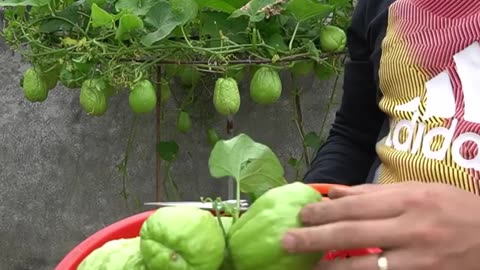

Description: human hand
[282,182,480,270]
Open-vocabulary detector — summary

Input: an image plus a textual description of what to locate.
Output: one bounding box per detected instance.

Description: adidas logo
[384,42,480,171]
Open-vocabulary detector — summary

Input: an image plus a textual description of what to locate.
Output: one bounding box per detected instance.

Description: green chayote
[79,79,109,116]
[227,182,324,270]
[318,25,347,53]
[213,77,241,116]
[249,67,282,105]
[128,79,157,114]
[22,67,49,102]
[77,237,147,270]
[139,206,226,270]
[176,111,192,133]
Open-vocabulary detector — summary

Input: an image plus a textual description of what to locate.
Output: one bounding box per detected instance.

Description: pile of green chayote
[78,181,324,270]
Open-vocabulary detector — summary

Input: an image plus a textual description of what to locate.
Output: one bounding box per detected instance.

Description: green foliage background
[0,0,353,203]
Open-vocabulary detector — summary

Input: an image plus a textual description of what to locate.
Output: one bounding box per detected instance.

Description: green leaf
[288,157,299,168]
[170,0,199,25]
[115,13,144,40]
[304,132,323,150]
[228,0,249,9]
[141,1,180,46]
[115,0,156,16]
[208,133,287,194]
[314,58,338,80]
[197,0,236,13]
[0,0,49,6]
[38,3,85,33]
[265,32,288,56]
[326,0,351,8]
[199,11,249,46]
[157,140,179,162]
[285,0,333,22]
[230,0,280,22]
[91,3,114,28]
[141,0,198,46]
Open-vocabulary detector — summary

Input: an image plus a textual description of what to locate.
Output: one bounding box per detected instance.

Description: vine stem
[318,56,347,137]
[155,65,165,202]
[290,74,309,167]
[181,26,193,47]
[164,161,182,201]
[118,52,345,65]
[226,115,235,201]
[118,115,140,210]
[289,22,300,51]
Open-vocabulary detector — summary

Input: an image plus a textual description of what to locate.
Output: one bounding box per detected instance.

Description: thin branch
[117,52,346,65]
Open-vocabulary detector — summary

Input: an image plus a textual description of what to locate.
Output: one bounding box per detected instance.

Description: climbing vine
[0,0,353,203]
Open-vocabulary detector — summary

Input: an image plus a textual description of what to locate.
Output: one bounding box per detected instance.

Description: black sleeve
[303,0,385,186]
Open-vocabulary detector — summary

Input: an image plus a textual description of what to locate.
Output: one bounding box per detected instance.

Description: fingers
[300,189,406,226]
[328,182,421,199]
[328,184,380,199]
[314,249,415,270]
[282,218,405,253]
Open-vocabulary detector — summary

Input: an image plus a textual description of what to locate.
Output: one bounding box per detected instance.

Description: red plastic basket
[55,184,382,270]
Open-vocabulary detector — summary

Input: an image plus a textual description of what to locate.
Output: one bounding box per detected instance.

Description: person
[281,0,480,269]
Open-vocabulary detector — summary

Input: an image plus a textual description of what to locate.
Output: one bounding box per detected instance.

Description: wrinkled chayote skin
[249,67,282,105]
[79,79,108,116]
[140,206,226,270]
[22,67,49,102]
[213,77,241,116]
[319,25,347,53]
[228,182,324,270]
[77,237,147,270]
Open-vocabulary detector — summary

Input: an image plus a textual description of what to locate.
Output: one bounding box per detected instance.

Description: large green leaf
[115,0,156,16]
[141,0,198,46]
[326,0,351,8]
[141,1,179,46]
[197,0,236,13]
[229,0,249,9]
[199,11,249,46]
[208,133,287,194]
[230,0,280,22]
[90,3,114,28]
[0,0,49,6]
[115,13,144,40]
[285,0,333,22]
[38,3,85,33]
[170,0,199,25]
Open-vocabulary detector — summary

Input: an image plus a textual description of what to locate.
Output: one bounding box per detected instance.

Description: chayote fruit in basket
[227,182,324,270]
[140,206,226,270]
[77,237,147,270]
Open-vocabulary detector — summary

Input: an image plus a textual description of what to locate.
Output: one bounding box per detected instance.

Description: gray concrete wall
[0,36,343,269]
